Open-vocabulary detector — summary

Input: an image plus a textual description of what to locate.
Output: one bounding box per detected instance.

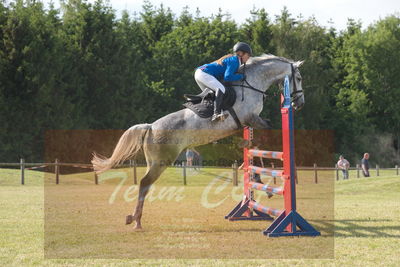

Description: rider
[191,42,252,121]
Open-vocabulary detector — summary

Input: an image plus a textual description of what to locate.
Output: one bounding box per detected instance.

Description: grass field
[0,167,399,266]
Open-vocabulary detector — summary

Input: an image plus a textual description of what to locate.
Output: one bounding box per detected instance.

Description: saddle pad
[182,86,237,119]
[183,99,214,118]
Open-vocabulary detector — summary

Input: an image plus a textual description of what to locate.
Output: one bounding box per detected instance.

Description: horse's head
[290,61,305,110]
[242,55,306,111]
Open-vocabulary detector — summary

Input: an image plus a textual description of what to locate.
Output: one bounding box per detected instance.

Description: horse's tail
[92,123,152,173]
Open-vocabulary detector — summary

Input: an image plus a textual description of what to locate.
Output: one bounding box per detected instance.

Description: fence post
[232,161,238,186]
[94,172,98,185]
[376,164,379,177]
[356,164,360,178]
[130,159,138,185]
[182,161,187,186]
[335,164,339,181]
[270,163,277,184]
[396,165,399,176]
[314,163,318,184]
[134,160,137,185]
[20,158,25,185]
[55,158,59,184]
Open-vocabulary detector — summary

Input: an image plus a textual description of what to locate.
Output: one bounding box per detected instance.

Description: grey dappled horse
[92,54,304,230]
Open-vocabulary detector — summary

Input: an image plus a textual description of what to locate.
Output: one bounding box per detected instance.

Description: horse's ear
[294,60,304,68]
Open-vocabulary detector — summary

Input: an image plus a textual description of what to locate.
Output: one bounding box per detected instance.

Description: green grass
[0,167,399,266]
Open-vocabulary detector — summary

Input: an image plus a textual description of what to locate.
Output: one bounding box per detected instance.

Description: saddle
[182,86,237,119]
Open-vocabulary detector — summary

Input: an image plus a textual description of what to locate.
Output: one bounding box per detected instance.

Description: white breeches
[194,69,225,95]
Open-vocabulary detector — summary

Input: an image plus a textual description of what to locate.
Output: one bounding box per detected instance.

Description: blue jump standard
[263,211,321,237]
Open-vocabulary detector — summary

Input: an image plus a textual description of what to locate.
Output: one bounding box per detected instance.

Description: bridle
[289,63,304,104]
[240,62,304,105]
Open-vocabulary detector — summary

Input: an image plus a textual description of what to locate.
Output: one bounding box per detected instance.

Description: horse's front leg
[246,115,272,129]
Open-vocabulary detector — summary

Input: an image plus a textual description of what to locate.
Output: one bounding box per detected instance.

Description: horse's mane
[247,54,294,66]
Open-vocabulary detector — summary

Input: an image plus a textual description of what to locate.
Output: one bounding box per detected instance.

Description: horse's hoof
[126,215,133,225]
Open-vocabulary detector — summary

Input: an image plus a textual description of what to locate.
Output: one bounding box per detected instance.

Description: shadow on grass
[313,219,400,238]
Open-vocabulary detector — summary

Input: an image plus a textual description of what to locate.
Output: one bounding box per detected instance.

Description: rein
[240,62,303,102]
[240,63,268,101]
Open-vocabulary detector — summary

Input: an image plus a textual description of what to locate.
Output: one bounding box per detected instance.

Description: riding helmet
[233,42,252,55]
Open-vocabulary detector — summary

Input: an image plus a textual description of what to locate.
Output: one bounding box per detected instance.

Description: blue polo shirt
[198,55,243,82]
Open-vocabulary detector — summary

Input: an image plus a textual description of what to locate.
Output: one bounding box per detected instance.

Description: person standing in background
[186,148,200,167]
[361,153,370,177]
[337,155,350,179]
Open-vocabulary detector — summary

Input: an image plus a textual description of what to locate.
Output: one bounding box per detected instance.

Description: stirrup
[211,113,219,121]
[219,111,229,121]
[211,112,229,122]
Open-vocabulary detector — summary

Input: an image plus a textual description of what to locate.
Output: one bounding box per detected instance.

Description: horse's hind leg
[126,163,167,230]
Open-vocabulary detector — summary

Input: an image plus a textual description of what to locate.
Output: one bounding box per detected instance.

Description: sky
[48,0,400,30]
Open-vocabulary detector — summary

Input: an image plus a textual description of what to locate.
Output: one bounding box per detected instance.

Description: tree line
[0,0,399,166]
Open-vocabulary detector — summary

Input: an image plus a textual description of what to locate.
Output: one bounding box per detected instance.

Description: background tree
[0,0,398,166]
[0,0,71,161]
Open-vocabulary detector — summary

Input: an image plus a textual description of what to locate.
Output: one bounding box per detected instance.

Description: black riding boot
[211,92,228,121]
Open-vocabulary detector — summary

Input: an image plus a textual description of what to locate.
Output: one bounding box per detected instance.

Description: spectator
[186,148,200,167]
[361,153,370,177]
[337,155,350,179]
